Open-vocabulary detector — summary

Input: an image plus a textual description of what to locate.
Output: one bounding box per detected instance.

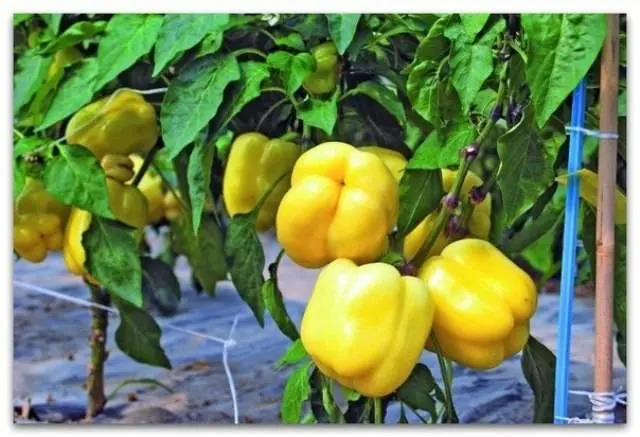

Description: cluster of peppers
[223,139,537,397]
[14,89,184,279]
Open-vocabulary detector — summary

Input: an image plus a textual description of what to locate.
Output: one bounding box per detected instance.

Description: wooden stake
[594,13,619,424]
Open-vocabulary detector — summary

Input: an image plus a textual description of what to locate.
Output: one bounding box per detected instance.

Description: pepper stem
[412,63,509,267]
[131,145,160,187]
[431,333,456,423]
[85,282,110,419]
[373,397,382,424]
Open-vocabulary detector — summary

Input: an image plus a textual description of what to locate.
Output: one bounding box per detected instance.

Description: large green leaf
[326,14,361,55]
[521,335,555,423]
[281,361,314,424]
[408,15,451,69]
[262,250,299,341]
[187,136,216,234]
[40,21,107,54]
[397,363,439,422]
[406,60,441,125]
[40,14,62,34]
[460,13,490,38]
[521,14,607,127]
[397,169,444,239]
[141,256,181,317]
[297,91,339,135]
[409,116,476,170]
[43,144,113,217]
[112,295,172,369]
[161,54,241,158]
[267,51,315,96]
[348,81,406,126]
[84,217,143,307]
[275,339,308,369]
[224,211,266,327]
[497,106,566,227]
[93,14,164,92]
[38,59,99,130]
[14,54,52,114]
[153,14,229,77]
[445,18,504,113]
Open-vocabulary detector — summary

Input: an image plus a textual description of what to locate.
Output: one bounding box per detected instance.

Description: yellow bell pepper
[417,239,538,370]
[163,190,182,222]
[301,258,435,396]
[363,145,491,261]
[276,142,398,268]
[65,89,159,160]
[223,132,301,232]
[130,154,165,224]
[13,178,70,263]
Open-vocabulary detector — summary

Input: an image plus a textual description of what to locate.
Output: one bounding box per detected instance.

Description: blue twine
[553,79,588,424]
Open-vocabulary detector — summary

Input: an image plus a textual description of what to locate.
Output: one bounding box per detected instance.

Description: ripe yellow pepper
[418,239,538,369]
[223,132,301,232]
[301,259,435,397]
[303,41,340,96]
[361,146,491,261]
[130,154,165,224]
[65,89,159,160]
[163,190,182,222]
[63,154,148,282]
[276,142,398,269]
[13,178,70,263]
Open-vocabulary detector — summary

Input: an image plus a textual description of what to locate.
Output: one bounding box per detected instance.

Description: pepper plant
[13,13,626,423]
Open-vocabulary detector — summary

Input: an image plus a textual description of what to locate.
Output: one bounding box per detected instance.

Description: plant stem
[13,128,24,139]
[412,65,509,267]
[131,145,160,187]
[86,283,110,419]
[230,48,267,59]
[431,333,455,423]
[374,397,382,424]
[256,97,290,131]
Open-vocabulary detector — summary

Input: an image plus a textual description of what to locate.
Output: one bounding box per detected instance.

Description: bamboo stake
[593,13,619,424]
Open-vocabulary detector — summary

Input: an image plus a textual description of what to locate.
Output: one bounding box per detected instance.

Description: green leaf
[43,144,113,218]
[284,15,328,40]
[297,91,339,135]
[263,251,300,341]
[460,13,490,38]
[275,32,306,50]
[348,81,406,125]
[40,14,62,34]
[583,206,626,366]
[408,15,451,70]
[111,295,172,369]
[93,14,164,92]
[172,212,227,295]
[40,21,107,54]
[212,61,270,132]
[187,136,216,233]
[397,169,444,238]
[14,54,52,114]
[106,377,174,401]
[197,32,224,58]
[281,361,313,424]
[38,59,99,130]
[141,256,181,317]
[397,363,439,422]
[521,335,555,423]
[379,250,405,267]
[161,54,241,158]
[406,60,440,124]
[497,106,566,226]
[267,51,315,96]
[326,14,361,55]
[275,339,308,369]
[84,217,143,307]
[13,14,33,26]
[521,14,607,127]
[224,211,266,327]
[447,19,503,113]
[409,117,476,169]
[153,14,230,77]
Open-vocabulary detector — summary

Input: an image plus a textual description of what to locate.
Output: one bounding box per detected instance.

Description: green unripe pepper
[303,42,340,96]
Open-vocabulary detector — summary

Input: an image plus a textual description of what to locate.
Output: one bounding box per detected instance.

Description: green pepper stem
[131,144,160,187]
[374,397,382,424]
[230,48,268,59]
[431,333,455,423]
[256,97,290,132]
[412,64,509,267]
[86,282,110,419]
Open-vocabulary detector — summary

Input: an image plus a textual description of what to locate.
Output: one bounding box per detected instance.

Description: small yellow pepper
[163,190,182,222]
[130,154,165,224]
[276,142,398,269]
[223,132,301,232]
[13,178,70,263]
[301,259,435,396]
[417,239,538,369]
[65,89,159,160]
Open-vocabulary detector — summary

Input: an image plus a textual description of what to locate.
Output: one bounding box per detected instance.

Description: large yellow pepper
[418,239,538,369]
[65,89,159,160]
[223,132,301,232]
[301,259,435,396]
[130,154,165,224]
[361,146,491,261]
[276,142,398,269]
[13,178,70,263]
[63,154,148,282]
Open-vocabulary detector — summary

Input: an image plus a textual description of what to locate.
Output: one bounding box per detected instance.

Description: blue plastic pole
[553,78,588,424]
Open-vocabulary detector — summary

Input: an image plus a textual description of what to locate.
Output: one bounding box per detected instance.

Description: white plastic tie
[565,125,619,140]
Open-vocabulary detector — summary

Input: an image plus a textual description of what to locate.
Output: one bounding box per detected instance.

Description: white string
[13,280,241,423]
[565,125,619,140]
[554,387,626,424]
